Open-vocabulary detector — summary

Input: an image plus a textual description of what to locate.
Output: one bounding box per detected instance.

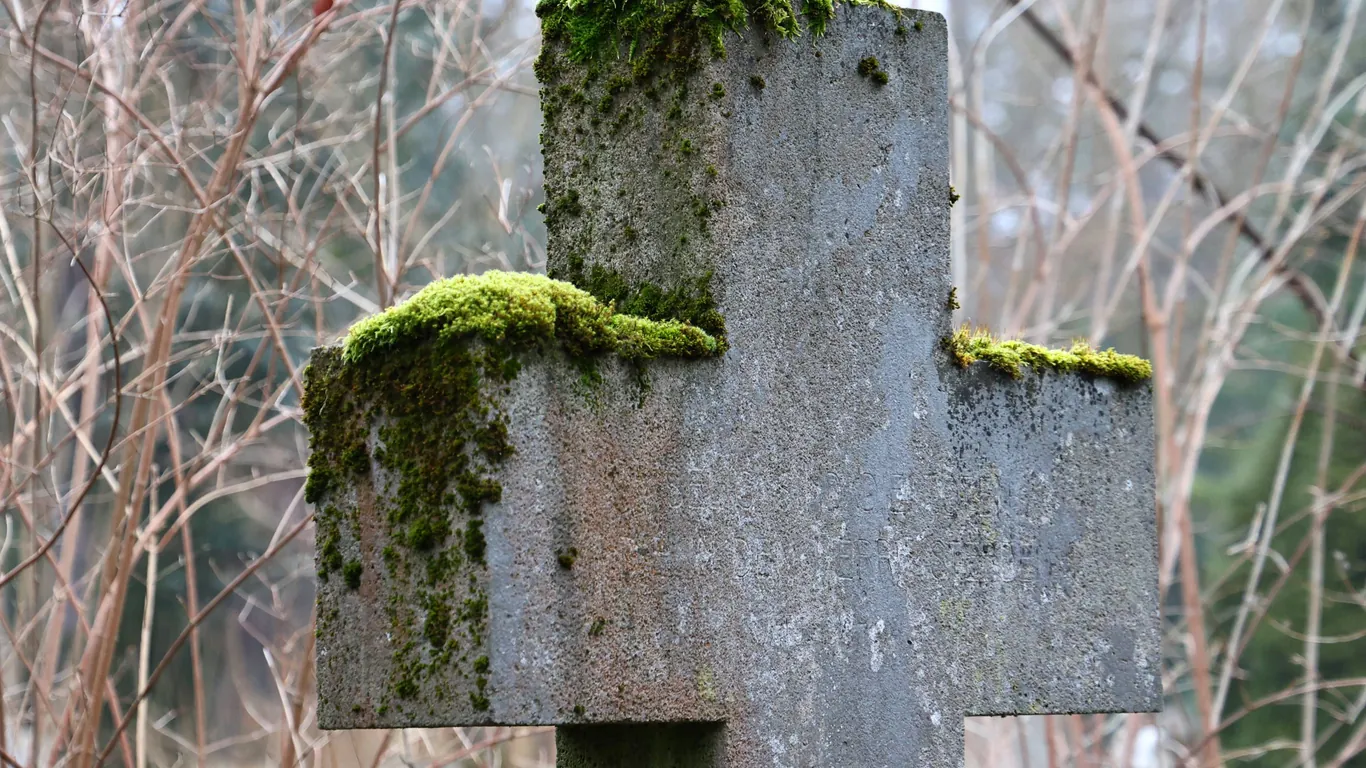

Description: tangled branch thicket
[0,0,1362,766]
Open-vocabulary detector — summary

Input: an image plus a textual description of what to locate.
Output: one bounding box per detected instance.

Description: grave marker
[306,6,1162,765]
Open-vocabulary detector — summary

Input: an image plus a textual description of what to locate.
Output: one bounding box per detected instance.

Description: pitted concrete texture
[314,7,1161,766]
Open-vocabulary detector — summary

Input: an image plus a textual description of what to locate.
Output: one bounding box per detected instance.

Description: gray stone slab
[311,6,1160,766]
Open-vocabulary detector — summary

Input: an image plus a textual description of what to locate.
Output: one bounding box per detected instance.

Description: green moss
[804,0,835,33]
[557,547,579,569]
[463,519,487,564]
[537,0,901,81]
[947,286,960,312]
[857,55,888,85]
[425,551,459,585]
[589,617,607,636]
[343,560,363,590]
[538,0,794,75]
[545,189,583,226]
[949,185,961,207]
[317,512,343,579]
[550,255,727,347]
[304,468,332,505]
[344,271,722,364]
[424,600,452,648]
[405,516,447,551]
[341,444,369,475]
[457,474,503,512]
[710,82,726,99]
[462,594,488,620]
[749,74,766,90]
[393,677,419,700]
[944,327,1153,384]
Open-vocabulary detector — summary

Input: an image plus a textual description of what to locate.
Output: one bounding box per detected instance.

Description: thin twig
[371,0,405,309]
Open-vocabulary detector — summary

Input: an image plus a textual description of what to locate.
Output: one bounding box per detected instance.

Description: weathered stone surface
[313,7,1160,766]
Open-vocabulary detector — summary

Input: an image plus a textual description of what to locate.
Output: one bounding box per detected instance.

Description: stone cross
[307,6,1161,766]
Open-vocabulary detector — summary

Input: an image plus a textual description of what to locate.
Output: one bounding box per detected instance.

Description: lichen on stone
[944,327,1153,384]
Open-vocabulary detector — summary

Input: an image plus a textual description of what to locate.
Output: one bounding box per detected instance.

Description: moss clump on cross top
[344,271,724,364]
[535,0,903,78]
[945,327,1153,384]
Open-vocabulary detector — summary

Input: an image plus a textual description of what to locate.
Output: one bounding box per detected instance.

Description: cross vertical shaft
[309,7,1161,767]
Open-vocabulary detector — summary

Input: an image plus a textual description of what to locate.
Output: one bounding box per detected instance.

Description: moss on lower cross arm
[944,327,1153,384]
